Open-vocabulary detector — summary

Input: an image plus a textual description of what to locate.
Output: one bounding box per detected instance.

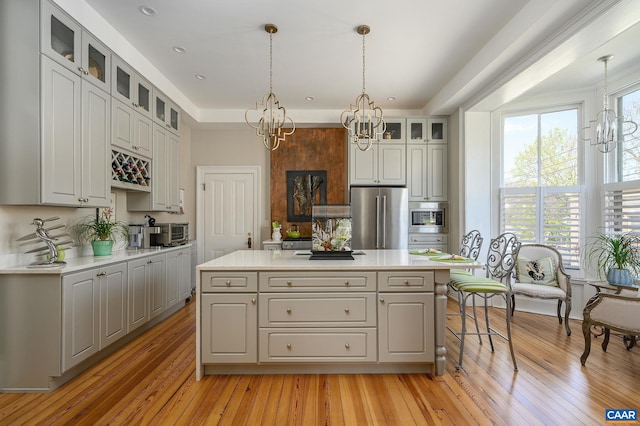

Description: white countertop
[0,244,192,275]
[197,249,482,271]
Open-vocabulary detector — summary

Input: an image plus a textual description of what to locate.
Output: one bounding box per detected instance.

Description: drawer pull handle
[344,307,350,313]
[286,281,292,286]
[286,307,291,314]
[404,280,410,285]
[345,343,350,349]
[251,298,256,304]
[225,280,231,286]
[344,281,350,286]
[96,272,106,277]
[379,298,385,303]
[286,343,292,349]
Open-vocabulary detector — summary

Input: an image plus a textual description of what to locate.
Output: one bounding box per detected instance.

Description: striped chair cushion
[449,271,509,293]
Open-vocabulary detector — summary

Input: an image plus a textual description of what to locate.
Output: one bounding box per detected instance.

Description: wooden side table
[587,281,639,350]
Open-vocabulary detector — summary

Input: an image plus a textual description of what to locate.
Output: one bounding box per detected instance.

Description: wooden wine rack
[111,150,151,192]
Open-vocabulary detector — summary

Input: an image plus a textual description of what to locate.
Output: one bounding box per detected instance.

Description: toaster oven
[150,223,189,246]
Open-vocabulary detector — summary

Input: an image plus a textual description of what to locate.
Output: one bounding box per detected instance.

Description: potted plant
[77,208,129,256]
[584,232,640,285]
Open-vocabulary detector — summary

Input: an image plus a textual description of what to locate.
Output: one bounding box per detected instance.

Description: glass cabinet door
[407,118,427,144]
[136,77,152,118]
[155,95,167,123]
[382,118,405,143]
[41,1,81,73]
[82,33,110,93]
[170,106,179,133]
[427,118,448,144]
[113,58,133,105]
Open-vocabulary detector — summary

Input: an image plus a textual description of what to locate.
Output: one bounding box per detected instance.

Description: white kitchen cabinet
[149,254,166,319]
[378,293,434,363]
[62,269,100,372]
[111,56,152,119]
[407,118,427,144]
[381,118,405,142]
[41,56,110,207]
[99,262,128,349]
[349,142,406,185]
[154,89,181,135]
[41,0,111,93]
[407,143,448,202]
[201,271,258,364]
[127,124,180,212]
[178,246,193,301]
[408,233,449,253]
[427,118,448,144]
[427,144,448,201]
[167,247,191,308]
[111,97,152,158]
[128,257,149,332]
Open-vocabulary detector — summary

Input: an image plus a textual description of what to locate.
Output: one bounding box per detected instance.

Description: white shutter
[603,181,640,234]
[543,188,581,268]
[500,188,537,243]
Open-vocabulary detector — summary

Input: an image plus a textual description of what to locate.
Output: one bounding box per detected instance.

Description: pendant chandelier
[582,55,638,153]
[245,24,295,151]
[340,25,386,152]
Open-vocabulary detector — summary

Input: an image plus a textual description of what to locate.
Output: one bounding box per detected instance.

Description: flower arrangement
[77,208,129,243]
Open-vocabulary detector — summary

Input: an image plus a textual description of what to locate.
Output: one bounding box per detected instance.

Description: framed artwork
[286,170,327,222]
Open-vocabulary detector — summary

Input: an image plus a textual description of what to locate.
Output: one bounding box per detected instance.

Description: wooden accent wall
[270,128,347,237]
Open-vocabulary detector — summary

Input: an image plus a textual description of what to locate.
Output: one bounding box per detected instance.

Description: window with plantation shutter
[603,182,640,234]
[501,107,581,269]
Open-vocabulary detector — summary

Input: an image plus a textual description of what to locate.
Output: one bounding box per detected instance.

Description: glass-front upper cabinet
[381,118,405,143]
[112,56,152,118]
[427,118,448,144]
[154,90,180,135]
[82,33,110,93]
[41,0,111,93]
[407,118,427,144]
[41,0,81,72]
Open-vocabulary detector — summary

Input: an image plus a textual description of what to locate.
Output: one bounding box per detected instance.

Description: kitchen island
[196,249,481,378]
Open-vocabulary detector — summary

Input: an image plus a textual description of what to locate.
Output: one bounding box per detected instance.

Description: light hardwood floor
[1,297,638,425]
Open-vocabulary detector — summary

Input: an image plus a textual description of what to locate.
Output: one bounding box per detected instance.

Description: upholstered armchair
[510,244,572,336]
[581,292,640,365]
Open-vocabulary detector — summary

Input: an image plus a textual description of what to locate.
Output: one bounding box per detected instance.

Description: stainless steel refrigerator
[350,186,408,249]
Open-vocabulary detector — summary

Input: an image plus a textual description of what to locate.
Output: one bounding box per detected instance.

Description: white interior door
[197,166,260,264]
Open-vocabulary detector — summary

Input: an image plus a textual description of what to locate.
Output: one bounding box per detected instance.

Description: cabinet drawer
[259,293,376,327]
[408,234,448,245]
[200,272,257,292]
[259,271,375,291]
[259,328,376,361]
[378,271,434,292]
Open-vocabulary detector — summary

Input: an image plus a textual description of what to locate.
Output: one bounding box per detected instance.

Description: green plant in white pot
[585,232,640,285]
[77,208,129,256]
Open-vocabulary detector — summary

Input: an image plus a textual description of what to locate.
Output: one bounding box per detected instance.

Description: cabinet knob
[225,280,231,286]
[404,280,410,286]
[286,280,292,286]
[379,298,385,303]
[345,343,350,349]
[344,281,350,286]
[251,298,256,304]
[344,307,350,313]
[286,344,292,349]
[147,260,152,264]
[286,307,291,314]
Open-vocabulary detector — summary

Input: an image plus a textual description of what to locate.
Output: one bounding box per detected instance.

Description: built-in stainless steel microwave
[408,202,448,233]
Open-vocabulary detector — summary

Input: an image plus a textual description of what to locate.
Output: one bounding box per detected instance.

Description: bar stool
[447,232,521,370]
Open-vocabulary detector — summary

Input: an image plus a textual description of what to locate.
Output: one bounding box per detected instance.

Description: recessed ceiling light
[387,96,397,101]
[139,6,157,16]
[305,96,315,101]
[195,74,207,80]
[172,46,186,54]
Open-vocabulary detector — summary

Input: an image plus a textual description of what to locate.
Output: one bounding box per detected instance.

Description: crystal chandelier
[340,25,386,152]
[245,24,295,151]
[582,55,638,153]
